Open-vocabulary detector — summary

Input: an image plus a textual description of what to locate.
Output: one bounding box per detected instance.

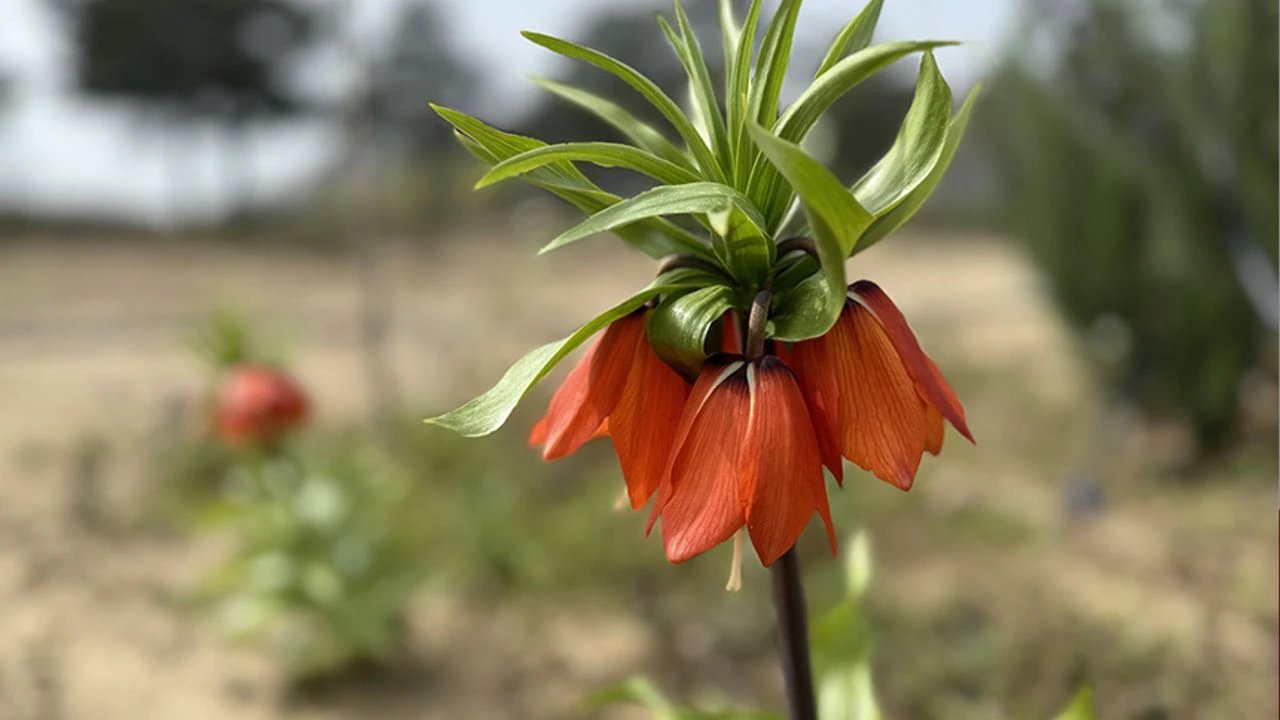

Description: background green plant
[993,0,1278,453]
[587,532,1098,720]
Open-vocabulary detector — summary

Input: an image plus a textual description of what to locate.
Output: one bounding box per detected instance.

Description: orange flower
[790,280,973,490]
[531,281,971,567]
[529,311,690,509]
[215,364,310,445]
[647,355,836,567]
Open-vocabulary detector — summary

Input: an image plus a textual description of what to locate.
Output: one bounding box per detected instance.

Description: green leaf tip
[424,277,705,437]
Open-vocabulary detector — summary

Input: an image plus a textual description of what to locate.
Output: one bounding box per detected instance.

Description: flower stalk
[745,290,772,359]
[771,547,817,720]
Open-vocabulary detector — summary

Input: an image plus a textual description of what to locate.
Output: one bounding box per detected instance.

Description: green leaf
[717,0,739,87]
[585,676,783,720]
[1051,688,1097,720]
[530,77,690,168]
[437,105,713,261]
[433,103,587,187]
[741,0,801,218]
[844,531,873,599]
[749,0,802,127]
[708,204,774,286]
[854,82,981,254]
[662,2,729,162]
[747,123,873,339]
[727,0,764,188]
[776,40,957,144]
[647,284,734,378]
[523,31,725,182]
[851,52,953,216]
[770,269,830,341]
[814,0,884,77]
[424,277,702,437]
[541,182,765,255]
[476,142,700,189]
[818,662,883,720]
[584,677,677,718]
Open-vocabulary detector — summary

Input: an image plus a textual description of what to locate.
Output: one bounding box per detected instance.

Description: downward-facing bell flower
[649,354,836,567]
[529,310,690,509]
[530,282,971,569]
[791,281,973,490]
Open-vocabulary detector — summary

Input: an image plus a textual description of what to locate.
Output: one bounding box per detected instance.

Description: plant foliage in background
[587,532,1099,720]
[199,444,426,680]
[995,0,1278,452]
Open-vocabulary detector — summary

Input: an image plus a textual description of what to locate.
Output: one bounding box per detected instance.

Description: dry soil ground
[0,229,1275,719]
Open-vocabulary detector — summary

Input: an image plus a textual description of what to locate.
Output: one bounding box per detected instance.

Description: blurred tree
[367,0,476,158]
[62,0,318,219]
[992,0,1278,453]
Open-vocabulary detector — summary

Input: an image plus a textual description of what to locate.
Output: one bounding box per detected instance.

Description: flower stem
[770,547,817,720]
[746,290,772,360]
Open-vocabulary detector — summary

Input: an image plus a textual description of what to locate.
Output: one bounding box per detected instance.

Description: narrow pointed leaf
[728,0,765,188]
[523,31,725,182]
[1052,688,1097,720]
[663,3,730,162]
[647,284,735,378]
[815,0,884,77]
[541,182,765,255]
[718,0,739,86]
[438,106,712,260]
[433,103,588,186]
[750,0,802,126]
[854,83,981,254]
[777,40,957,144]
[454,129,698,260]
[425,277,702,437]
[748,123,873,339]
[477,142,700,189]
[851,52,953,215]
[532,77,690,167]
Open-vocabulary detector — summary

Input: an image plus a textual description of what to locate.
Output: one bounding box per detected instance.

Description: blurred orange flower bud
[214,364,310,445]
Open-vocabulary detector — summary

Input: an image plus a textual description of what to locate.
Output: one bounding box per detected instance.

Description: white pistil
[725,530,744,592]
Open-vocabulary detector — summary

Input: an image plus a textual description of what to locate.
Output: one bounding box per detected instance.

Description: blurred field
[0,229,1274,719]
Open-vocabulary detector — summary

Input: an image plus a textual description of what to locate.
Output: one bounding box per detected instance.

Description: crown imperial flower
[215,364,310,445]
[426,0,979,571]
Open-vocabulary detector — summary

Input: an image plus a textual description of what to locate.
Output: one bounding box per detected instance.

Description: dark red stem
[771,547,817,720]
[746,290,772,360]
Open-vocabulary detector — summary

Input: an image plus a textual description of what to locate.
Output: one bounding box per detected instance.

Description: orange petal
[810,398,845,486]
[654,360,750,563]
[742,358,836,566]
[541,313,644,460]
[790,330,844,485]
[719,312,742,354]
[923,403,944,456]
[835,304,928,490]
[609,335,690,508]
[528,415,549,446]
[850,281,972,443]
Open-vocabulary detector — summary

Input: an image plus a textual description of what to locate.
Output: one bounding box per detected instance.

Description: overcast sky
[0,0,1019,225]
